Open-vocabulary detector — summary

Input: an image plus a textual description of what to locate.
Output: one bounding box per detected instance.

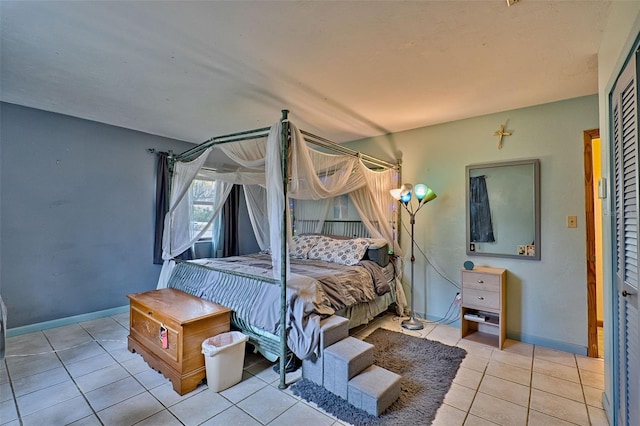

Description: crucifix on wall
[493,124,512,149]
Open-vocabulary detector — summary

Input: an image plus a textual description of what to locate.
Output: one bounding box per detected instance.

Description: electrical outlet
[567,215,577,228]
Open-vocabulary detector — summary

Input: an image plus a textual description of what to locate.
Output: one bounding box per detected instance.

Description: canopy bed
[157,110,404,388]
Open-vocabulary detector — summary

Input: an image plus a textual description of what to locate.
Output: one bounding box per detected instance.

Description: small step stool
[323,336,374,399]
[300,318,402,417]
[348,365,401,416]
[302,315,349,385]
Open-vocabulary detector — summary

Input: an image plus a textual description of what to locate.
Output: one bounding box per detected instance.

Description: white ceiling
[0,1,611,144]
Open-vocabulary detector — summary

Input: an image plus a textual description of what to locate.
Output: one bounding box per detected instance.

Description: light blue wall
[0,102,194,328]
[347,95,599,354]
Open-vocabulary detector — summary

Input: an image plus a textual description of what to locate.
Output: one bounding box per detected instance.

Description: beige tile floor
[0,312,608,425]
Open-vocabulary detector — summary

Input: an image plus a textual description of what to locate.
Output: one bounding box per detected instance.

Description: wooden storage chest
[127,288,231,395]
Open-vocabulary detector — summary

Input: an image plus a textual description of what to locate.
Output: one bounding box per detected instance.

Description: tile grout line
[459,351,487,425]
[526,344,535,426]
[574,353,593,426]
[41,328,103,425]
[528,347,593,425]
[236,369,293,426]
[2,356,23,425]
[76,321,141,423]
[429,322,488,425]
[79,320,183,426]
[6,330,81,423]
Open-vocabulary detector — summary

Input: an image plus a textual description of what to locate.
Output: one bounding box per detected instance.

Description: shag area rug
[291,328,467,426]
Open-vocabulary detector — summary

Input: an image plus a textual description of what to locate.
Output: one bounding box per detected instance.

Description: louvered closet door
[613,45,640,426]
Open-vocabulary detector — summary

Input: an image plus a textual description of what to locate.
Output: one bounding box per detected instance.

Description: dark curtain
[470,176,495,242]
[153,152,169,264]
[223,185,240,257]
[153,151,193,263]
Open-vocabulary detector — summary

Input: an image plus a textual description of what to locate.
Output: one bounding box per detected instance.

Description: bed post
[278,109,289,389]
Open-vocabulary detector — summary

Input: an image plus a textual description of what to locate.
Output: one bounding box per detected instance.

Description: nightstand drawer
[462,288,499,311]
[460,267,506,349]
[462,271,500,292]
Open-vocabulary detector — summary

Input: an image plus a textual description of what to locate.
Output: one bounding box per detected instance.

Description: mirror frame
[465,158,541,260]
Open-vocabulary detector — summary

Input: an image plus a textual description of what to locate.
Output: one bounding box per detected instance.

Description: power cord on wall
[419,292,461,325]
[400,221,460,290]
[395,221,462,325]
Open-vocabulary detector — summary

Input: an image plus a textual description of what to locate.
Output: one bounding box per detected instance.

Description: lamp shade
[414,184,428,200]
[389,188,403,200]
[415,184,437,203]
[391,183,436,204]
[400,184,412,203]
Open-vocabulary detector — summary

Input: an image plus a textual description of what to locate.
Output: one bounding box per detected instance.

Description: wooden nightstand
[460,267,506,349]
[127,288,231,395]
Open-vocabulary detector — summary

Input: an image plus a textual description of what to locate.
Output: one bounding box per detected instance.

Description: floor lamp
[390,183,437,330]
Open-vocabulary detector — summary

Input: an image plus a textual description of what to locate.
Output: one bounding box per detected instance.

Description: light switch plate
[568,215,578,228]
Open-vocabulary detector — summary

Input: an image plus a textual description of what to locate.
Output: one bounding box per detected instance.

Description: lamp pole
[390,183,436,331]
[402,210,423,330]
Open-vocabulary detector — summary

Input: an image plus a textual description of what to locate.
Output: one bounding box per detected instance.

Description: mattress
[167,253,394,359]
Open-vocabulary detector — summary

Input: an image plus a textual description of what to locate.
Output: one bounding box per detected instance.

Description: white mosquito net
[157,121,402,305]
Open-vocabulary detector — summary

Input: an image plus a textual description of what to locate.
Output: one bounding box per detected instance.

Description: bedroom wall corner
[0,102,194,328]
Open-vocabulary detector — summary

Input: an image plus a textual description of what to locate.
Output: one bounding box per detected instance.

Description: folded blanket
[358,260,391,295]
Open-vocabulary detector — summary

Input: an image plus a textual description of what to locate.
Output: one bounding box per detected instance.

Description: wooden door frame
[584,128,600,358]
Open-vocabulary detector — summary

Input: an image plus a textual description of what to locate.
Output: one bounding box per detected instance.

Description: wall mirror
[466,159,540,260]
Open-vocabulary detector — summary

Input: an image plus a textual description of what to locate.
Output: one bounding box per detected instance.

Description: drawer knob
[148,311,153,316]
[477,296,484,300]
[477,280,484,283]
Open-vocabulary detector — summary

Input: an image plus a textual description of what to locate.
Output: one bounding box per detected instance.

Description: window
[190,179,216,240]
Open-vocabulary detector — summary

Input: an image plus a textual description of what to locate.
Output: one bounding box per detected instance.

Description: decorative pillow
[290,234,322,259]
[308,237,370,266]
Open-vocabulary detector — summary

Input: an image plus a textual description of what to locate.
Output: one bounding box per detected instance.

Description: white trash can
[202,331,249,392]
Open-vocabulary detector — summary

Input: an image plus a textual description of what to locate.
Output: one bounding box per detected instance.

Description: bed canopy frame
[158,110,402,388]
